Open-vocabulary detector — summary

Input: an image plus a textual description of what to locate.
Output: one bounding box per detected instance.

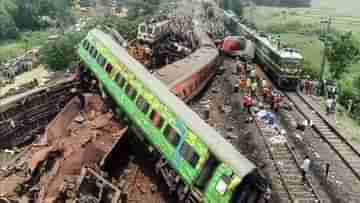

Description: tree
[0,5,18,39]
[326,32,360,79]
[222,0,243,17]
[40,32,85,70]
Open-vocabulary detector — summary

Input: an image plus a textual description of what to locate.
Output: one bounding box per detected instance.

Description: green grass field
[0,30,52,61]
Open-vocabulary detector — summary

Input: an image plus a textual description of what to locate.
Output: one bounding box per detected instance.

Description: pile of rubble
[0,95,128,203]
[128,15,196,69]
[0,49,40,87]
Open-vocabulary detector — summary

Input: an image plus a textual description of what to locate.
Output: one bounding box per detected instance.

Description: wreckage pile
[0,95,128,202]
[0,94,173,203]
[128,15,196,69]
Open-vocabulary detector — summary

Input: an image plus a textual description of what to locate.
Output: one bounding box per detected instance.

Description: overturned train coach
[77,28,270,203]
[154,26,221,103]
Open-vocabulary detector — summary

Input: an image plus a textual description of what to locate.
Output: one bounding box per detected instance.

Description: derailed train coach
[77,28,270,203]
[154,26,221,103]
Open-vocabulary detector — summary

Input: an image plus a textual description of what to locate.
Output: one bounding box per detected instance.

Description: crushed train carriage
[77,28,269,203]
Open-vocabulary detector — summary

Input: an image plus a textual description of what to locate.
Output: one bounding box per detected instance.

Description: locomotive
[224,10,304,90]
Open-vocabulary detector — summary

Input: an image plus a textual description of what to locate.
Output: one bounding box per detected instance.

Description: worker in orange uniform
[239,75,247,92]
[243,94,253,114]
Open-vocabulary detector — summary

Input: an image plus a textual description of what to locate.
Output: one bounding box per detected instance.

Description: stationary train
[224,10,304,90]
[77,28,269,203]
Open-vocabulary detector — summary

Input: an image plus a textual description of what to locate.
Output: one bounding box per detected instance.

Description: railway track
[186,58,329,202]
[254,63,360,201]
[286,92,360,181]
[256,120,321,203]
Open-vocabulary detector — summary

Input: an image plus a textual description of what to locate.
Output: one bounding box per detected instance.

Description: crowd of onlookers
[299,76,337,116]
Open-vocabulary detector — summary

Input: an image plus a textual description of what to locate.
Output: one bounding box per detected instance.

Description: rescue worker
[271,92,281,112]
[250,67,257,80]
[239,75,247,92]
[301,156,311,182]
[246,78,252,95]
[304,77,310,95]
[244,62,249,76]
[251,80,258,97]
[299,78,305,92]
[259,77,267,99]
[243,94,253,114]
[331,97,337,114]
[296,119,309,136]
[261,77,267,90]
[326,97,333,115]
[263,85,272,103]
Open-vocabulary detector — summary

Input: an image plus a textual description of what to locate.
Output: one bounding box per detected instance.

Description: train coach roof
[89,29,256,178]
[154,47,218,89]
[237,23,303,60]
[0,76,75,112]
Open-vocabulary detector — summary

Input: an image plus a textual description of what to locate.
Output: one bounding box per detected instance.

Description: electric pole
[320,17,331,95]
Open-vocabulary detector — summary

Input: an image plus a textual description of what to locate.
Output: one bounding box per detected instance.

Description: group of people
[237,60,283,114]
[300,76,338,116]
[299,76,319,96]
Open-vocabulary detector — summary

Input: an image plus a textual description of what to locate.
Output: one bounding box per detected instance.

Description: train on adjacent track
[76,27,269,203]
[224,10,304,90]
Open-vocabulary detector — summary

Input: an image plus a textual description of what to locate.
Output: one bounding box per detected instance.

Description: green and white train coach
[77,29,269,203]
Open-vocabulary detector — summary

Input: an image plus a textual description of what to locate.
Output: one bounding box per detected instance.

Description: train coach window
[126,85,137,100]
[150,110,164,129]
[105,63,113,73]
[83,40,90,50]
[136,96,150,114]
[97,55,106,67]
[92,48,98,59]
[116,73,126,88]
[180,142,199,167]
[124,83,131,96]
[164,124,180,146]
[89,46,95,56]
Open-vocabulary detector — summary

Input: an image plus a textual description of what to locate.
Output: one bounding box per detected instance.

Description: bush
[40,32,86,70]
[0,6,19,39]
[302,59,319,78]
[337,77,360,122]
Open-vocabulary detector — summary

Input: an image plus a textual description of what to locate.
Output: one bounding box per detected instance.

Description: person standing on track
[246,77,252,95]
[251,80,258,98]
[326,97,333,115]
[239,75,247,92]
[243,94,253,114]
[301,156,311,182]
[304,76,310,95]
